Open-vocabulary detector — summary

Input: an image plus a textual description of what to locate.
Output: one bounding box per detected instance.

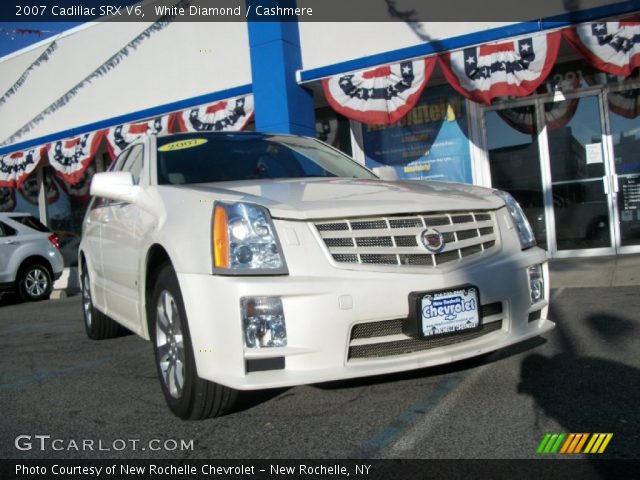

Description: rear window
[11,215,49,233]
[0,221,17,236]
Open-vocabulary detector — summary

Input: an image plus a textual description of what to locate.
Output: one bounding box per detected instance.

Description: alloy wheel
[25,268,48,298]
[155,290,186,399]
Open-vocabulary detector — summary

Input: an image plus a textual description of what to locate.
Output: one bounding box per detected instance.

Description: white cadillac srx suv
[79,132,553,419]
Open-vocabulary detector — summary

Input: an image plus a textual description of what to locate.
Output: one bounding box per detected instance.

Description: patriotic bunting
[497,76,581,134]
[0,94,253,189]
[49,131,105,184]
[439,31,561,105]
[563,17,640,77]
[322,58,436,124]
[106,116,172,159]
[60,162,96,202]
[173,96,254,132]
[608,88,640,119]
[497,98,580,135]
[19,169,59,206]
[0,147,46,188]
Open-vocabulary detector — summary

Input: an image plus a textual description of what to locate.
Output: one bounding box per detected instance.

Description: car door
[83,196,109,310]
[100,143,147,332]
[0,221,20,284]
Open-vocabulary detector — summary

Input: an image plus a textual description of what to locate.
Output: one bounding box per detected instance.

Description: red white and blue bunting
[19,168,59,206]
[439,31,561,105]
[563,16,640,77]
[322,58,436,125]
[0,146,46,188]
[49,130,105,184]
[106,116,172,159]
[60,162,96,202]
[173,96,254,132]
[0,93,255,188]
[497,98,580,135]
[608,88,640,118]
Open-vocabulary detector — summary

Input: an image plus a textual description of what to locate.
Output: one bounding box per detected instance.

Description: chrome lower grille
[315,211,498,268]
[348,302,504,361]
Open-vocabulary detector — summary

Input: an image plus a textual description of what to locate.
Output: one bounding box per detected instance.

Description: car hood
[180,178,504,220]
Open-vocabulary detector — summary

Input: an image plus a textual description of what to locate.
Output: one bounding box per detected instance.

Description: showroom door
[541,93,616,256]
[486,87,640,257]
[606,86,640,253]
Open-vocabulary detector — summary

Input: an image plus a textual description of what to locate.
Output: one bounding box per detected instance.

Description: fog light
[528,264,544,303]
[241,297,287,348]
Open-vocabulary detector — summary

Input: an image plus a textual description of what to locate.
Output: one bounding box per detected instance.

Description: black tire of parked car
[150,264,237,420]
[17,262,52,302]
[81,264,127,340]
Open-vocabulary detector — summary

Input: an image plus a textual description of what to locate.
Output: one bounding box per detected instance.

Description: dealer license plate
[420,287,480,337]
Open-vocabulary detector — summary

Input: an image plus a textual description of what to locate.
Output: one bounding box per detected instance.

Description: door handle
[4,239,17,245]
[603,176,610,195]
[612,174,619,193]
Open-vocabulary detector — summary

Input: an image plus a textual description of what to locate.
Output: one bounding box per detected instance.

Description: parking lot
[0,283,638,460]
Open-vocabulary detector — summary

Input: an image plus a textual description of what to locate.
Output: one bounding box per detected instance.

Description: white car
[0,212,64,301]
[79,132,553,419]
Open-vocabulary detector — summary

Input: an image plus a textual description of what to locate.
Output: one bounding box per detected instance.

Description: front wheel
[18,263,52,302]
[151,264,237,420]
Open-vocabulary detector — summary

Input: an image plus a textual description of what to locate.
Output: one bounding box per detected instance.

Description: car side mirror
[90,172,138,203]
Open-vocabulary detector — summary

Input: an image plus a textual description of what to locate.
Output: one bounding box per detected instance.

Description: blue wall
[246,0,315,136]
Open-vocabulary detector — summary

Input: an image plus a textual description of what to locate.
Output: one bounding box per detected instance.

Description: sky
[0,22,82,58]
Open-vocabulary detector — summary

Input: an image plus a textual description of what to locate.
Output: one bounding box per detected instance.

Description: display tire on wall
[81,264,127,340]
[17,262,52,302]
[150,264,237,420]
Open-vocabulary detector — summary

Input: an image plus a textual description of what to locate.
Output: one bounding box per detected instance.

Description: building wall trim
[297,0,639,83]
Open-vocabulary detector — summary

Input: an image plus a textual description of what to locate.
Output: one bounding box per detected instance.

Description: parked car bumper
[177,246,553,390]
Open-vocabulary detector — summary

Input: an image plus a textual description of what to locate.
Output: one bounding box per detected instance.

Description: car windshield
[156,133,377,185]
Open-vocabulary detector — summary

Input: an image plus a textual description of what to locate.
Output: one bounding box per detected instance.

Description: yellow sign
[158,138,208,152]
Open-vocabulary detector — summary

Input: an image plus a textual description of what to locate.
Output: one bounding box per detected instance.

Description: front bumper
[177,246,553,390]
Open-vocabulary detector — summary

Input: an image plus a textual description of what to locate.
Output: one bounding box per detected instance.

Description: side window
[121,144,145,185]
[0,221,16,237]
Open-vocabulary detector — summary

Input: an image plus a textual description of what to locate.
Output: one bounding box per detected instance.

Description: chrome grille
[348,302,504,360]
[315,211,498,268]
[348,321,502,359]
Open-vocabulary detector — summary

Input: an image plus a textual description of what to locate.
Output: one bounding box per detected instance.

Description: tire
[18,263,52,302]
[150,264,237,420]
[81,265,126,340]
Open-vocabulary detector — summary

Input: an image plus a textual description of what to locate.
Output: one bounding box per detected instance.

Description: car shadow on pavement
[0,292,22,307]
[517,310,640,465]
[231,388,291,414]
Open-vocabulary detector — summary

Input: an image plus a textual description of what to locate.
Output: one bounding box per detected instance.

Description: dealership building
[1,0,639,286]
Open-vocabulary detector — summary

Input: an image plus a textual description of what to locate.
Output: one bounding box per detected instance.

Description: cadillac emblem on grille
[420,228,445,253]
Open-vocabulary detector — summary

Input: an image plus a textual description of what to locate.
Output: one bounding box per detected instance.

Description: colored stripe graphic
[584,433,614,454]
[538,433,613,454]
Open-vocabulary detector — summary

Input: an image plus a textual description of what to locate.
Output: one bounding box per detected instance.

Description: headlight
[493,190,536,249]
[212,202,288,274]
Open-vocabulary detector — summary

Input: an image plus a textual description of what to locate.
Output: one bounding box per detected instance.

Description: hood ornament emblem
[420,228,445,253]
